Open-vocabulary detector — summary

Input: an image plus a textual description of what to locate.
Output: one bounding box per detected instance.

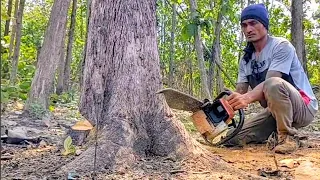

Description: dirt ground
[1,93,320,180]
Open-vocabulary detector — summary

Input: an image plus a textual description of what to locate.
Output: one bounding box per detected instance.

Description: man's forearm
[244,70,282,104]
[236,83,249,94]
[244,82,265,104]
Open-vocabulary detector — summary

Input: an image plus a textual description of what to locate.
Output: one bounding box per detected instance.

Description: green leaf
[19,81,31,90]
[62,136,76,156]
[181,23,197,41]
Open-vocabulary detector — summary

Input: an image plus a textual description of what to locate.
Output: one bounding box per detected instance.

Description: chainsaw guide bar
[157,88,245,147]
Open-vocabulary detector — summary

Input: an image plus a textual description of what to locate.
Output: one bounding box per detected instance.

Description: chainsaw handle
[214,91,232,101]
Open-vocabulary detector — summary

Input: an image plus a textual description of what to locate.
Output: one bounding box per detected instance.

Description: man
[226,3,318,154]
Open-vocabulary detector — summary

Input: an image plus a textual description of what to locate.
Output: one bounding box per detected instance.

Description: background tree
[26,0,71,111]
[56,0,78,94]
[291,0,307,72]
[10,0,25,85]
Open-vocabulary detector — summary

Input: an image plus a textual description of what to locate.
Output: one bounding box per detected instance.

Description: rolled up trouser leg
[225,108,277,146]
[263,77,315,136]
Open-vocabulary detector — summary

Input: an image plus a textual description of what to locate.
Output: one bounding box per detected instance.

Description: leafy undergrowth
[1,92,320,179]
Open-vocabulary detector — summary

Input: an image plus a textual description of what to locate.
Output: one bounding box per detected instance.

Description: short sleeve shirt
[237,36,318,112]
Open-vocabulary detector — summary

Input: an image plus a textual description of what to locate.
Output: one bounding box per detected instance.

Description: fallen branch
[1,155,14,160]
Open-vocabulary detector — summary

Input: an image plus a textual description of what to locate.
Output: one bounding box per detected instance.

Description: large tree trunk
[291,0,307,73]
[56,0,78,94]
[168,3,176,88]
[26,0,71,110]
[64,0,194,172]
[189,0,211,99]
[10,0,25,85]
[8,0,19,58]
[4,0,13,37]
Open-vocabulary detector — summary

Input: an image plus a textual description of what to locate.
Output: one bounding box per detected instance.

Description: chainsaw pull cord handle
[210,91,245,146]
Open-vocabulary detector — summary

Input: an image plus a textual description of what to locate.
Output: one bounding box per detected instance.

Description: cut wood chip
[279,159,299,169]
[71,120,93,131]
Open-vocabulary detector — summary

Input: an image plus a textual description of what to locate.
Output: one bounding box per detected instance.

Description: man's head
[240,3,269,42]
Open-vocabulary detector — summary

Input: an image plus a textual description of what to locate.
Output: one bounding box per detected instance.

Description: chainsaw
[158,88,245,146]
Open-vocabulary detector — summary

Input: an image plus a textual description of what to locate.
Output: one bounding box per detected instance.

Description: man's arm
[236,83,249,94]
[244,70,282,103]
[228,71,282,110]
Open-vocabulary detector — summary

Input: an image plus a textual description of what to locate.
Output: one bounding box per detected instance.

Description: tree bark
[168,3,176,88]
[291,0,307,73]
[56,32,67,95]
[214,1,225,95]
[189,0,211,99]
[79,0,91,90]
[4,0,13,37]
[26,0,71,110]
[10,0,25,85]
[8,0,19,61]
[208,0,225,96]
[56,0,78,94]
[64,0,194,172]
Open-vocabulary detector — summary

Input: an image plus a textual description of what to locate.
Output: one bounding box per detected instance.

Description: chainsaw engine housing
[191,95,236,144]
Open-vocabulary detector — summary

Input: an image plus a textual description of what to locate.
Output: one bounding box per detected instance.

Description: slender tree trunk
[168,3,176,87]
[57,0,77,94]
[238,0,244,63]
[189,0,211,99]
[187,45,193,95]
[291,0,307,73]
[208,0,225,96]
[8,0,19,58]
[79,0,91,90]
[56,32,67,95]
[26,0,71,110]
[10,0,25,85]
[63,0,194,173]
[213,1,225,94]
[4,0,13,37]
[208,0,216,95]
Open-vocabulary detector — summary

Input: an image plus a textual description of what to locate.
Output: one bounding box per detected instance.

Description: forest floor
[1,91,320,180]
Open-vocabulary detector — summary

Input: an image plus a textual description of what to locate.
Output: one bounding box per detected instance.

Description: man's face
[241,19,267,42]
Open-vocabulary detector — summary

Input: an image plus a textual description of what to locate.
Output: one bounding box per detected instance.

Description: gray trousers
[227,77,316,146]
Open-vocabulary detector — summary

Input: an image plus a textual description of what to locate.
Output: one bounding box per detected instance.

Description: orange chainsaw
[158,88,245,146]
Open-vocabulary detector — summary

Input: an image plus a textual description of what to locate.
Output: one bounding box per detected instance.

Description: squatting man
[225,3,318,154]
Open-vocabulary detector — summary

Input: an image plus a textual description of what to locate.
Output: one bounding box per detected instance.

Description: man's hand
[226,92,251,110]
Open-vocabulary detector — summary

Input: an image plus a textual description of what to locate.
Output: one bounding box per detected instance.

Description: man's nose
[245,25,254,34]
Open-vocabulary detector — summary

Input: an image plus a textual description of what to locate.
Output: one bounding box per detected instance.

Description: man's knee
[263,77,286,99]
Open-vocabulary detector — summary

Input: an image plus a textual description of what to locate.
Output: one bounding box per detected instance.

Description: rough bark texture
[57,0,77,94]
[4,0,13,37]
[56,35,67,95]
[168,3,176,87]
[64,0,194,173]
[291,0,307,72]
[189,0,211,99]
[26,0,71,109]
[8,0,19,58]
[10,0,25,85]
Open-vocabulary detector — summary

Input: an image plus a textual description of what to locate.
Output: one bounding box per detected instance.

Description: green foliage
[1,80,31,103]
[50,91,76,105]
[27,102,49,119]
[62,136,76,156]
